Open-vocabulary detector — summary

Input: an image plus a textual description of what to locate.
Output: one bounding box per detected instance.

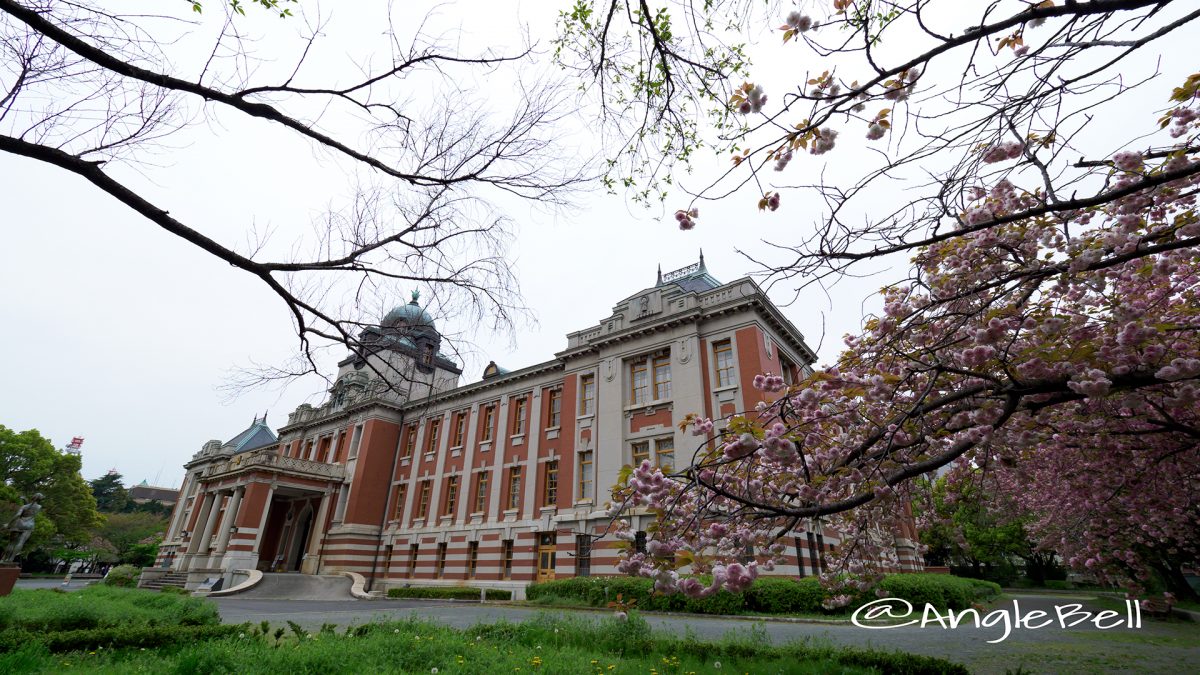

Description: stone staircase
[139,571,189,591]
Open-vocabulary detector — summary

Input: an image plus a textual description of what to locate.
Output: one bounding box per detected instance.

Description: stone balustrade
[202,447,345,481]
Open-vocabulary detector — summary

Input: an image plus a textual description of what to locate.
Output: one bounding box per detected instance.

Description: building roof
[223,416,278,453]
[382,290,436,330]
[655,251,722,294]
[129,484,179,503]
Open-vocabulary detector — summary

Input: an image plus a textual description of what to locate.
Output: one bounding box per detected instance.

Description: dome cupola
[382,290,436,330]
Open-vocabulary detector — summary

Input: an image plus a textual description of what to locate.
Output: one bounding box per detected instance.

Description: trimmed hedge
[0,624,243,654]
[101,564,140,588]
[527,573,1001,615]
[386,586,511,601]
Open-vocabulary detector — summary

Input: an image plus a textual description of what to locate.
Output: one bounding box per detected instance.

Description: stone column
[251,484,275,555]
[184,492,216,554]
[196,490,226,556]
[213,486,244,554]
[164,473,193,542]
[300,490,333,574]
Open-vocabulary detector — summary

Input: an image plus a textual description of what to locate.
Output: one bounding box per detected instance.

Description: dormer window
[422,344,434,366]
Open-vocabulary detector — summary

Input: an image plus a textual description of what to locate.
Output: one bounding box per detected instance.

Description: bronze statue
[2,493,43,563]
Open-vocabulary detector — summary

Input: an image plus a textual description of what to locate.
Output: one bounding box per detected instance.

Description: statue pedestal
[0,564,19,596]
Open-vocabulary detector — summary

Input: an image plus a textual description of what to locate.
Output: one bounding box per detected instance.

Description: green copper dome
[382,290,435,329]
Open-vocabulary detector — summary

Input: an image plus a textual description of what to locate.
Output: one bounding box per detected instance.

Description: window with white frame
[630,435,675,469]
[629,352,671,405]
[578,450,594,500]
[713,339,735,388]
[348,424,364,459]
[579,373,596,415]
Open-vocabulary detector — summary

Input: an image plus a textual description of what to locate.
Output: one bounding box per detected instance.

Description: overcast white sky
[0,0,1185,489]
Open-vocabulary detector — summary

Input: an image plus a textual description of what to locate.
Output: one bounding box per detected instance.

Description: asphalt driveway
[214,593,1200,674]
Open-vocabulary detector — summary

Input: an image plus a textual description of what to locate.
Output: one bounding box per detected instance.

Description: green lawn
[0,589,968,674]
[0,586,219,632]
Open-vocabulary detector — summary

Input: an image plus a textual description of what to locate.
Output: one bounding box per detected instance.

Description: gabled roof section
[656,251,721,294]
[224,415,277,453]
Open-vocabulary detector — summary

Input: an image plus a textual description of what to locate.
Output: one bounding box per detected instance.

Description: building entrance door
[536,532,556,582]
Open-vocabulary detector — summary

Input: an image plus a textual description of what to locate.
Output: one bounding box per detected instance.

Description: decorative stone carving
[678,336,694,364]
[2,493,43,562]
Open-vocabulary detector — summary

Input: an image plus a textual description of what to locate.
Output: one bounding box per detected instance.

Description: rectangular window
[543,460,558,507]
[482,405,495,442]
[575,535,592,577]
[655,437,675,472]
[578,451,594,500]
[392,483,407,520]
[795,536,807,577]
[426,419,441,454]
[815,532,827,573]
[630,358,649,405]
[653,354,672,400]
[467,541,479,579]
[714,340,735,388]
[547,389,561,428]
[739,545,755,565]
[443,475,459,516]
[507,467,522,510]
[452,412,466,447]
[501,540,514,579]
[631,441,650,467]
[348,424,364,459]
[512,398,527,435]
[436,543,447,578]
[416,481,432,519]
[402,424,417,458]
[580,373,596,415]
[634,530,647,554]
[780,354,796,386]
[408,543,419,578]
[807,532,821,574]
[473,471,489,513]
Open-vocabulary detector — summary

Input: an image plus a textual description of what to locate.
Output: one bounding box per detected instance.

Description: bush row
[386,586,512,601]
[0,624,242,654]
[526,574,1001,615]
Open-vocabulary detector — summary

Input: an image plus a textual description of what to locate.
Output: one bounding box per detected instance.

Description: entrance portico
[166,443,345,587]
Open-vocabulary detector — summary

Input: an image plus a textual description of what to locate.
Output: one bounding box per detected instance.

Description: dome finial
[410,289,420,304]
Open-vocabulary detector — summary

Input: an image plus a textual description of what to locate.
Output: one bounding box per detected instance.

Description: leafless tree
[0,0,591,392]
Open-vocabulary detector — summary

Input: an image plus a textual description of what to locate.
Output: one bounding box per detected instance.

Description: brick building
[154,257,922,595]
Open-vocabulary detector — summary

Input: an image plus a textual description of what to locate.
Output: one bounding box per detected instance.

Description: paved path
[13,578,97,591]
[215,593,1200,674]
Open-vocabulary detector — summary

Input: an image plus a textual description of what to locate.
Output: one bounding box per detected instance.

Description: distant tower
[64,436,84,456]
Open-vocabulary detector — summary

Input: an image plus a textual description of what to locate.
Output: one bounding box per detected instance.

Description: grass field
[0,589,968,674]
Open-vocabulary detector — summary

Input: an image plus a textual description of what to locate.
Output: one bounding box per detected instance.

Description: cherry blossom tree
[562,1,1200,601]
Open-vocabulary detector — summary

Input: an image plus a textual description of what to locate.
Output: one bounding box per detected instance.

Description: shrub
[385,586,510,601]
[743,577,825,614]
[102,564,140,588]
[0,624,242,654]
[527,573,1002,615]
[1045,580,1073,590]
